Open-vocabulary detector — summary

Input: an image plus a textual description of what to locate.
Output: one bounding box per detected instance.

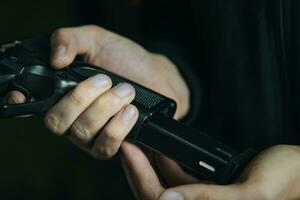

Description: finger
[50,25,100,68]
[160,184,242,200]
[5,91,26,104]
[69,83,135,144]
[91,104,138,159]
[121,142,165,200]
[155,154,200,187]
[44,74,112,135]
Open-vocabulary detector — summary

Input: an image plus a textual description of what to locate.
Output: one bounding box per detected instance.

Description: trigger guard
[9,82,31,103]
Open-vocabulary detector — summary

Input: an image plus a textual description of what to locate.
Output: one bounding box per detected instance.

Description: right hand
[7,25,192,184]
[122,143,300,200]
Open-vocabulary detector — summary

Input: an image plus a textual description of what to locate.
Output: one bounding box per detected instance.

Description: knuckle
[70,124,90,143]
[68,87,86,105]
[51,28,68,42]
[85,24,106,36]
[51,29,65,44]
[102,128,120,144]
[44,114,63,135]
[93,145,117,159]
[200,190,214,200]
[85,24,101,32]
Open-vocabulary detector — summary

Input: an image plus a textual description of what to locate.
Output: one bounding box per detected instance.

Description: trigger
[9,82,31,103]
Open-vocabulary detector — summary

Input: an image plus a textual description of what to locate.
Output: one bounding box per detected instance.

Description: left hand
[5,25,190,160]
[121,143,300,200]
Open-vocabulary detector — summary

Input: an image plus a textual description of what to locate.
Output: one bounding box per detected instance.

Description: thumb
[50,25,100,69]
[121,142,164,200]
[159,184,242,200]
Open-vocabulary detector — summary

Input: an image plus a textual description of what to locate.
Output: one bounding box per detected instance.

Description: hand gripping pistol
[0,36,255,184]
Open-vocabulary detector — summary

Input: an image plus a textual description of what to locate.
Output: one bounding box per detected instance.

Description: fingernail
[90,74,110,88]
[52,45,66,60]
[114,83,134,98]
[160,191,184,200]
[121,105,136,122]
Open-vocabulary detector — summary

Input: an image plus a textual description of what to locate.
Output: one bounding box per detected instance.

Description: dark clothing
[73,0,300,151]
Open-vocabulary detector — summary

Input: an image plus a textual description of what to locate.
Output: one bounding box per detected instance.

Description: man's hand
[121,143,300,200]
[50,25,190,119]
[7,25,190,160]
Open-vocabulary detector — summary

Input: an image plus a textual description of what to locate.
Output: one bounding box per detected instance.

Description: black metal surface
[139,114,256,184]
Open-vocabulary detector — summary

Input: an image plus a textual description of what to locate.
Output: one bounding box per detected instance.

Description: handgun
[0,36,255,184]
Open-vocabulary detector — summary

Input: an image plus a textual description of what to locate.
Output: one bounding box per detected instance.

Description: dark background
[0,1,133,199]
